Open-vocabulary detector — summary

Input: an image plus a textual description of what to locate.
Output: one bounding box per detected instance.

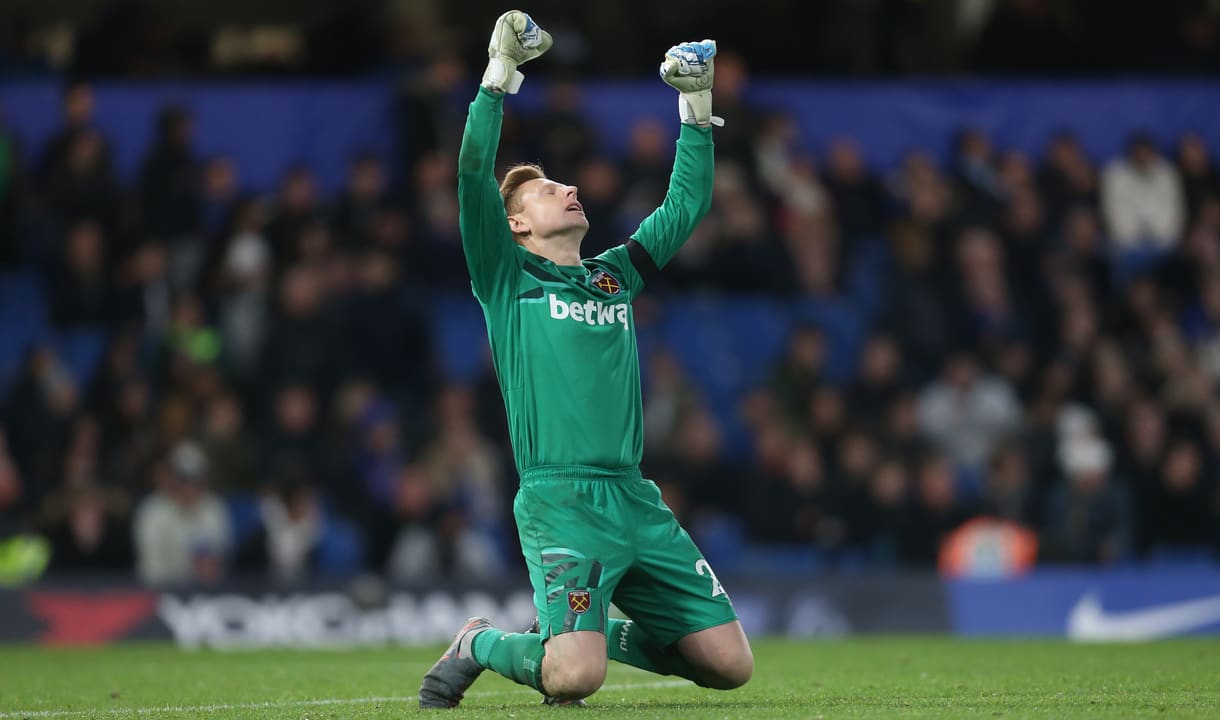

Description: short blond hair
[499,163,546,216]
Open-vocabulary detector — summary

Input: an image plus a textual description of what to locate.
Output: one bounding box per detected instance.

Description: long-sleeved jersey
[458,87,713,481]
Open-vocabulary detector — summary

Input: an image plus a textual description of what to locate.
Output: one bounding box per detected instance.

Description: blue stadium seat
[434,293,490,384]
[51,327,107,390]
[0,271,50,394]
[1144,546,1216,569]
[846,236,890,321]
[225,493,264,547]
[315,515,366,578]
[691,512,747,574]
[793,298,868,384]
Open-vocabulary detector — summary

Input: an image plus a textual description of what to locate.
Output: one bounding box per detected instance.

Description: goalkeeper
[419,10,752,709]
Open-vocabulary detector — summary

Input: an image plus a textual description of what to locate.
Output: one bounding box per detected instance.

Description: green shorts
[513,472,738,648]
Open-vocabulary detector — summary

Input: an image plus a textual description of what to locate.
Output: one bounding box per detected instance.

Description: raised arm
[458,11,552,301]
[629,40,719,272]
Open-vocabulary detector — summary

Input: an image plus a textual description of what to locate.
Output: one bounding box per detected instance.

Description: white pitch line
[0,679,692,718]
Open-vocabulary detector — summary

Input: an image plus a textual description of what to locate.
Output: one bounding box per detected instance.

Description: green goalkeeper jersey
[458,87,714,482]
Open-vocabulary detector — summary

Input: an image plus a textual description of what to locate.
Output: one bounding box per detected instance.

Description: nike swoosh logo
[1067,591,1220,641]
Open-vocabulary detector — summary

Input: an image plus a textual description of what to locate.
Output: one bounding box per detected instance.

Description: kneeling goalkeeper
[419,10,752,708]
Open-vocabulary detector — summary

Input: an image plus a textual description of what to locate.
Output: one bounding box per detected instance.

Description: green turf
[0,638,1217,719]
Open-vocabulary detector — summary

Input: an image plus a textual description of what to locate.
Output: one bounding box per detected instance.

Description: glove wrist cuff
[678,91,724,127]
[482,58,525,94]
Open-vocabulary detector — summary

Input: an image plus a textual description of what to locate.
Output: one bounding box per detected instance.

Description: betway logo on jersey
[549,293,629,329]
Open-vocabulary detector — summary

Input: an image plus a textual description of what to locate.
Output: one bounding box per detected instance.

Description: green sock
[471,629,546,691]
[606,619,699,682]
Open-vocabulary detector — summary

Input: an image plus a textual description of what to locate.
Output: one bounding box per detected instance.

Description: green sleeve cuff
[678,123,715,145]
[477,85,506,104]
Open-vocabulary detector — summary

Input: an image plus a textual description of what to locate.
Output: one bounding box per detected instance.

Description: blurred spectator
[0,428,24,537]
[916,351,1022,473]
[260,383,323,483]
[161,292,222,380]
[257,265,339,392]
[216,199,272,380]
[834,427,879,494]
[1176,132,1220,224]
[768,325,826,428]
[0,104,25,268]
[809,386,848,460]
[2,347,78,508]
[395,51,467,189]
[47,220,112,326]
[36,82,113,192]
[1136,438,1215,556]
[900,453,974,566]
[138,104,200,284]
[340,391,407,566]
[650,405,738,519]
[1101,132,1186,252]
[999,184,1051,302]
[882,220,955,378]
[951,128,1005,224]
[572,156,624,254]
[266,166,323,264]
[387,386,506,581]
[953,227,1024,351]
[340,249,437,412]
[133,442,233,585]
[236,480,322,581]
[642,350,702,461]
[745,425,831,545]
[43,481,132,574]
[848,333,904,427]
[822,138,886,241]
[1037,131,1098,227]
[1041,420,1130,564]
[756,114,829,223]
[42,128,123,242]
[981,443,1038,527]
[1051,206,1112,303]
[880,391,930,464]
[845,457,910,565]
[198,393,257,494]
[199,156,238,239]
[411,151,465,288]
[703,162,794,294]
[332,153,389,251]
[112,242,171,330]
[97,373,158,496]
[706,51,762,182]
[620,119,672,226]
[891,150,955,249]
[533,80,598,184]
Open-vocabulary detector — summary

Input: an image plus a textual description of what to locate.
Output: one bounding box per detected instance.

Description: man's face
[510,178,588,239]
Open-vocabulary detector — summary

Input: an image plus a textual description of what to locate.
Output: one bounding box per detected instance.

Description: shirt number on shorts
[695,558,726,598]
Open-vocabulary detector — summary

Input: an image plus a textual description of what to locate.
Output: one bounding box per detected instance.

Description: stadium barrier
[2,569,1217,648]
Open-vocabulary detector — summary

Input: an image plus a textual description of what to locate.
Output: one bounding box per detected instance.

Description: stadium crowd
[1,58,1219,586]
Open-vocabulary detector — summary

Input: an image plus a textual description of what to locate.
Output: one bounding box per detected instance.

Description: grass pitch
[0,638,1217,719]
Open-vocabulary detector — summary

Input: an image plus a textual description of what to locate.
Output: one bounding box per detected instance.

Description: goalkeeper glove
[482,10,553,94]
[659,39,723,127]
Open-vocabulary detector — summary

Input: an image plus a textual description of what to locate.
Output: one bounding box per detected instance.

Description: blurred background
[1,0,1219,645]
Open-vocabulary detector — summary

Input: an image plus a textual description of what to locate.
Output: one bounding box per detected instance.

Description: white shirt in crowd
[1100,155,1186,251]
[133,490,232,585]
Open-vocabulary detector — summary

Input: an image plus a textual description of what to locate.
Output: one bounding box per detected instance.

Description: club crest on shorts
[590,269,622,295]
[567,590,591,614]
